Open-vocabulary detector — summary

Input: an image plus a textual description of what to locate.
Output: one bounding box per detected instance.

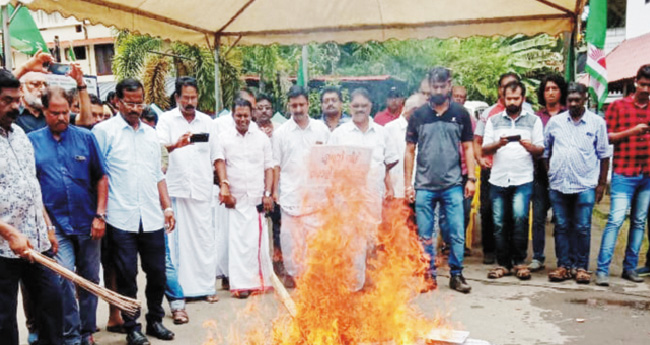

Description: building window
[94,44,115,76]
[65,46,87,61]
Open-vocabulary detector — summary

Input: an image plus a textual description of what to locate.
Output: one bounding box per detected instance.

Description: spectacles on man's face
[120,99,146,109]
[26,81,48,89]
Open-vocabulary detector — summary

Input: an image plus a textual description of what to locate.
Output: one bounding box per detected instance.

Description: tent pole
[301,45,309,88]
[2,5,13,69]
[563,30,575,82]
[214,34,223,113]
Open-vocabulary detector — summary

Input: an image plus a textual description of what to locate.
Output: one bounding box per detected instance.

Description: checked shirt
[605,96,650,176]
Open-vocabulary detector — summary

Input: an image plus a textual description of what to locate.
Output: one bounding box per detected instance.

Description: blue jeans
[549,189,595,270]
[415,185,465,276]
[164,233,185,310]
[480,169,495,254]
[532,171,551,263]
[490,182,533,269]
[54,231,100,344]
[597,174,650,275]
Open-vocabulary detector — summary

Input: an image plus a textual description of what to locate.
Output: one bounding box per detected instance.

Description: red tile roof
[606,32,650,83]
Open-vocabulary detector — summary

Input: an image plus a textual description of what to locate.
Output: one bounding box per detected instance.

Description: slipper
[172,309,189,325]
[487,266,510,279]
[106,324,127,334]
[205,294,219,303]
[513,265,531,280]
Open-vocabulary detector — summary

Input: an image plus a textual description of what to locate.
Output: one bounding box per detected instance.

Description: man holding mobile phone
[482,80,544,281]
[156,77,220,320]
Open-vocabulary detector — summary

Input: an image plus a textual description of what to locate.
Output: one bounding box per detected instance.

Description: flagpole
[2,5,12,69]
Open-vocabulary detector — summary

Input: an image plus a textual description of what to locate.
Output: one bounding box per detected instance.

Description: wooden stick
[270,271,297,317]
[27,249,141,316]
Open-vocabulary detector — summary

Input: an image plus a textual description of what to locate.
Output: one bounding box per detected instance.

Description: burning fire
[206,150,454,345]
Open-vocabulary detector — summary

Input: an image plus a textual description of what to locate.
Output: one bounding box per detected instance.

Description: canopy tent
[17,0,585,47]
[8,0,587,109]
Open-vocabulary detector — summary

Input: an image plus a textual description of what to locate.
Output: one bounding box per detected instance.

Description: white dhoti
[228,196,273,292]
[212,186,229,278]
[169,197,217,297]
[280,209,322,278]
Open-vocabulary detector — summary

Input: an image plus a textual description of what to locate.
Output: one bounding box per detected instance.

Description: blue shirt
[92,115,165,232]
[29,126,106,236]
[544,110,612,194]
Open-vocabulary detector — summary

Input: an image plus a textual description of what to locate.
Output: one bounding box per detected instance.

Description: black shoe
[449,274,472,294]
[126,330,150,345]
[221,277,230,290]
[622,270,644,283]
[483,252,496,265]
[146,321,174,341]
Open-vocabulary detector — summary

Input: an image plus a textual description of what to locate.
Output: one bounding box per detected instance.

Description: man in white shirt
[329,88,399,290]
[92,78,176,345]
[157,77,220,317]
[273,86,331,287]
[215,98,274,298]
[482,80,544,281]
[385,94,427,200]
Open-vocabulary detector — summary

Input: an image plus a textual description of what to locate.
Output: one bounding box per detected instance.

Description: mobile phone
[48,63,71,75]
[505,135,521,142]
[256,203,264,213]
[190,132,209,143]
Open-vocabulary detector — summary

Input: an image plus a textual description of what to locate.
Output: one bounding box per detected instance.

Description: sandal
[575,269,591,284]
[172,309,189,325]
[487,266,511,279]
[513,265,531,280]
[548,267,571,282]
[205,294,220,303]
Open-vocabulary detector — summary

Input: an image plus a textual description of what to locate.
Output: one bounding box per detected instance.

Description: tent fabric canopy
[18,0,586,47]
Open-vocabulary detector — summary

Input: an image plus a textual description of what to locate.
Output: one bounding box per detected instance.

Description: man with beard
[256,94,275,136]
[405,67,476,293]
[596,64,650,286]
[329,88,399,291]
[273,86,331,288]
[452,86,467,105]
[528,74,567,273]
[317,86,350,131]
[15,71,47,133]
[215,98,275,298]
[28,86,108,345]
[157,77,220,317]
[374,86,404,126]
[482,80,544,281]
[0,69,62,345]
[92,78,176,345]
[544,83,610,284]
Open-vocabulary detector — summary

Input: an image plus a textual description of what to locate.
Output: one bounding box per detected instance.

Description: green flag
[0,5,49,55]
[297,53,305,87]
[67,41,76,61]
[585,0,608,108]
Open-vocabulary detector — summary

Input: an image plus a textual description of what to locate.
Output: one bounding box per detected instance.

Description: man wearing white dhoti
[215,98,275,299]
[328,88,399,291]
[157,77,220,313]
[272,86,331,288]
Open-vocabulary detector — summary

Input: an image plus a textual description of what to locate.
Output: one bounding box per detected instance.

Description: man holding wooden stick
[28,85,108,345]
[0,69,63,345]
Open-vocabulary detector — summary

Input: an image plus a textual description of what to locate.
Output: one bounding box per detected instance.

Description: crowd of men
[1,46,650,345]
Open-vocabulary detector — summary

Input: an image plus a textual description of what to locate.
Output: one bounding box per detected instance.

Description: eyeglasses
[120,99,146,109]
[26,81,48,89]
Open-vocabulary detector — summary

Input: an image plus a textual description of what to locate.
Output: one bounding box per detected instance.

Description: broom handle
[270,271,297,318]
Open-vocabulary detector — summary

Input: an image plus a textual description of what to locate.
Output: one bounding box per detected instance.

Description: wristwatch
[94,213,107,221]
[264,191,272,198]
[467,177,477,183]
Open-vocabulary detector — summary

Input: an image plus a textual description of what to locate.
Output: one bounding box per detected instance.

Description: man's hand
[497,136,509,149]
[596,183,607,203]
[406,186,415,204]
[632,123,650,136]
[384,184,395,201]
[219,185,237,209]
[23,49,54,74]
[464,179,476,198]
[66,63,86,87]
[91,218,105,240]
[519,139,534,152]
[9,233,33,260]
[47,229,58,255]
[163,208,176,233]
[174,132,193,150]
[477,156,492,169]
[262,196,274,213]
[272,191,279,203]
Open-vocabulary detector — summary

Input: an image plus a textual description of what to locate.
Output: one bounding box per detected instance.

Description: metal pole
[2,5,13,69]
[214,34,223,113]
[301,45,309,88]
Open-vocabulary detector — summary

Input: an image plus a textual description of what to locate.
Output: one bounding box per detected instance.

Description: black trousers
[0,253,62,345]
[108,223,166,332]
[480,168,496,254]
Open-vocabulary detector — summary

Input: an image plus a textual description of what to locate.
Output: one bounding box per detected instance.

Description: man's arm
[91,175,109,240]
[42,206,57,255]
[404,142,416,202]
[157,179,175,232]
[482,137,508,156]
[12,49,53,79]
[272,166,281,203]
[0,220,32,259]
[68,64,93,126]
[215,159,236,208]
[462,141,476,198]
[263,168,275,212]
[596,157,610,203]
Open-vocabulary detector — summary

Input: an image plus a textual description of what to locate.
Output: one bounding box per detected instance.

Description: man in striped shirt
[544,83,611,284]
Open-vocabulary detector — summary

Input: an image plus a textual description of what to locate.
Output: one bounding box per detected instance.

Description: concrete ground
[16,205,650,345]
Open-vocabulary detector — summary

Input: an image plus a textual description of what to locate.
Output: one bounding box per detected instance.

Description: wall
[626,0,650,39]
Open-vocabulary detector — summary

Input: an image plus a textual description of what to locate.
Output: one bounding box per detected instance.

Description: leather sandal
[513,265,531,280]
[172,309,189,325]
[575,269,591,284]
[548,267,571,282]
[205,294,220,303]
[487,266,511,279]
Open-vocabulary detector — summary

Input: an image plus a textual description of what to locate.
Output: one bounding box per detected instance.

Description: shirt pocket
[69,149,91,183]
